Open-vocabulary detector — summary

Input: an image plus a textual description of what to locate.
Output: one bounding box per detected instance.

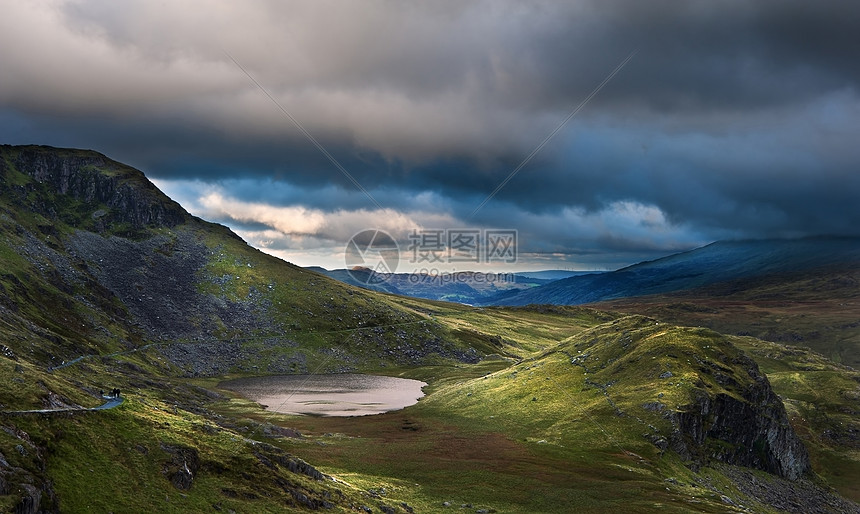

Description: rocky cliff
[2,144,186,230]
[669,352,810,480]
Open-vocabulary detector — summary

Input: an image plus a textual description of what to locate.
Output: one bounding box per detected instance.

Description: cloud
[155,178,702,270]
[197,192,327,236]
[10,0,854,160]
[2,0,859,269]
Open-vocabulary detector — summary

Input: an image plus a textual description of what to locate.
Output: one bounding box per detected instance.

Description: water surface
[220,374,427,416]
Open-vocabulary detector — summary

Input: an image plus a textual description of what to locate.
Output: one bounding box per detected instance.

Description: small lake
[220,374,427,417]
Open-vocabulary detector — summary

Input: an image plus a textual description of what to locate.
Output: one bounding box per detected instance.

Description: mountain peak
[1,144,187,233]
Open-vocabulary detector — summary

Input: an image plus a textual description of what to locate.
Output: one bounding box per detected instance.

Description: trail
[0,395,124,415]
[49,341,164,371]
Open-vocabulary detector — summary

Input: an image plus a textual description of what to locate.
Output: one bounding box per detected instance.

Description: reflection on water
[220,374,427,417]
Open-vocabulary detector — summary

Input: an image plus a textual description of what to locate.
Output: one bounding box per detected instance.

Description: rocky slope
[0,145,483,373]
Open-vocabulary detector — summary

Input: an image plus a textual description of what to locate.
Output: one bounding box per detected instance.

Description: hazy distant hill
[309,267,563,304]
[485,237,860,306]
[512,270,597,280]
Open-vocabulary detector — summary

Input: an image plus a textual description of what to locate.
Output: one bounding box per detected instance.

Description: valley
[0,145,858,513]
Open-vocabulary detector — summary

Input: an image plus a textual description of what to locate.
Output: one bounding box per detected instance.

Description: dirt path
[1,396,124,415]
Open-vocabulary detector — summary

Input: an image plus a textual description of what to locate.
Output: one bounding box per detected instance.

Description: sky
[1,1,858,272]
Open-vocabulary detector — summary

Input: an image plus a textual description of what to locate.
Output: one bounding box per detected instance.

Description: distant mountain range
[501,270,594,280]
[307,267,594,304]
[480,237,860,306]
[315,238,860,311]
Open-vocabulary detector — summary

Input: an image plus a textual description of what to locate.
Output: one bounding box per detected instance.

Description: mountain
[594,260,860,368]
[0,145,491,511]
[0,145,484,372]
[485,238,860,368]
[484,237,860,307]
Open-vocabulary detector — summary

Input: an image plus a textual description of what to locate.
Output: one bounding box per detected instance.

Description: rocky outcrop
[567,317,812,481]
[3,145,186,229]
[160,443,200,490]
[669,353,810,480]
[0,432,58,513]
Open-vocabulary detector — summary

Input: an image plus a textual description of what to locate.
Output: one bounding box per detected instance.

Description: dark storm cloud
[1,1,858,268]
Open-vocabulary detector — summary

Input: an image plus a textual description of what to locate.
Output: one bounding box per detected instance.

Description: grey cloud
[1,0,858,268]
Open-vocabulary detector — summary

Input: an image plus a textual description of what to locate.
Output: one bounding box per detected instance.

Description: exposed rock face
[161,443,200,490]
[6,145,186,229]
[14,485,42,514]
[670,353,810,480]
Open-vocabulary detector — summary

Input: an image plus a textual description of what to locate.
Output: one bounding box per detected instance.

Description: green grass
[15,398,368,512]
[5,282,855,511]
[1,151,31,187]
[4,288,857,512]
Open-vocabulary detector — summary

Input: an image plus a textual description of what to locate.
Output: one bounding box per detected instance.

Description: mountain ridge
[2,144,188,233]
[483,236,860,306]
